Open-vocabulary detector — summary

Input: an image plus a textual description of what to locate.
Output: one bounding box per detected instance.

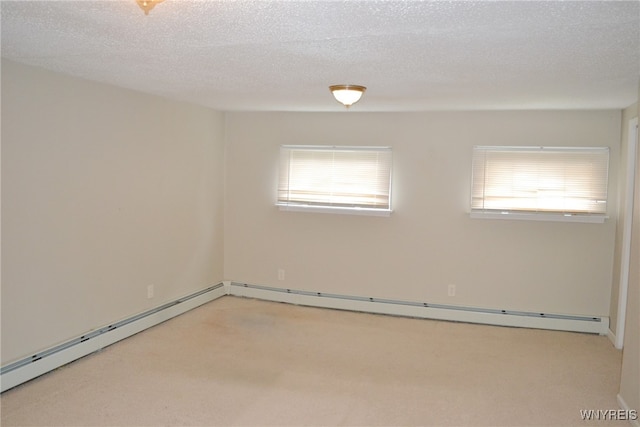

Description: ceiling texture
[1,0,639,112]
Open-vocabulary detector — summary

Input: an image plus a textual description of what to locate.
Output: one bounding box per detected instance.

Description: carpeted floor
[0,296,626,426]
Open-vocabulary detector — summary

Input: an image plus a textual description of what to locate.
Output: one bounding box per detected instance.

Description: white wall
[1,60,226,364]
[224,111,620,317]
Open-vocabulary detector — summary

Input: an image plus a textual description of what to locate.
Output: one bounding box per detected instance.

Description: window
[471,146,609,222]
[277,145,392,215]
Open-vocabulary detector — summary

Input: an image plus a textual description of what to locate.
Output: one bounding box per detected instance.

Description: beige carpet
[0,296,625,426]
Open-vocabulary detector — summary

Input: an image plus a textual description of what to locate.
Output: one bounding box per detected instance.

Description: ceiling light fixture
[329,85,366,108]
[136,0,164,15]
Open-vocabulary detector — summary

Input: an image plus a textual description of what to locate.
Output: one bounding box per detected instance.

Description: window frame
[469,145,610,224]
[277,145,393,217]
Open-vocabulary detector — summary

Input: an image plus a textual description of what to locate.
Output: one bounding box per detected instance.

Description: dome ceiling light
[329,85,366,108]
[136,0,164,15]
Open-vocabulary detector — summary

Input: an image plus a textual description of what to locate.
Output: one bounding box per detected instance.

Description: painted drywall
[610,103,639,336]
[1,60,226,364]
[618,80,640,419]
[224,111,620,318]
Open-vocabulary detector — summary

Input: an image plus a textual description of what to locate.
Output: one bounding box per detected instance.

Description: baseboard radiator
[228,282,609,335]
[0,283,226,393]
[1,280,608,393]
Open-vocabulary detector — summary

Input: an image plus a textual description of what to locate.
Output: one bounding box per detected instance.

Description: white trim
[0,284,226,392]
[281,145,392,152]
[278,204,392,217]
[228,282,608,335]
[617,394,640,427]
[616,117,638,349]
[223,280,232,294]
[475,146,610,153]
[470,211,607,223]
[608,328,617,347]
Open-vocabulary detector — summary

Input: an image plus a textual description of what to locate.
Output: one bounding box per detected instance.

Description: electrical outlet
[448,284,456,297]
[278,269,285,281]
[147,284,154,299]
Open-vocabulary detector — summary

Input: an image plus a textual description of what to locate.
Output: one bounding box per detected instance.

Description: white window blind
[278,145,392,213]
[471,146,609,217]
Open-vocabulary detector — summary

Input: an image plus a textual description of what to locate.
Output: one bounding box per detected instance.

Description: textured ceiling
[1,0,639,112]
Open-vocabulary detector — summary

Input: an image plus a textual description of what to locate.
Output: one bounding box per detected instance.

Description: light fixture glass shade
[329,85,366,108]
[136,0,164,15]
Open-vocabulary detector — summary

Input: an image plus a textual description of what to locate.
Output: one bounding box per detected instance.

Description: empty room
[1,1,639,426]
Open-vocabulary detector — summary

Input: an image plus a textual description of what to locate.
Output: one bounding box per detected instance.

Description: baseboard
[0,283,226,393]
[0,280,610,393]
[228,282,609,335]
[608,328,618,347]
[617,394,640,427]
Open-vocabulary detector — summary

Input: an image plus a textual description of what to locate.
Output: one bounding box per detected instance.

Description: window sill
[277,204,392,217]
[469,211,607,223]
